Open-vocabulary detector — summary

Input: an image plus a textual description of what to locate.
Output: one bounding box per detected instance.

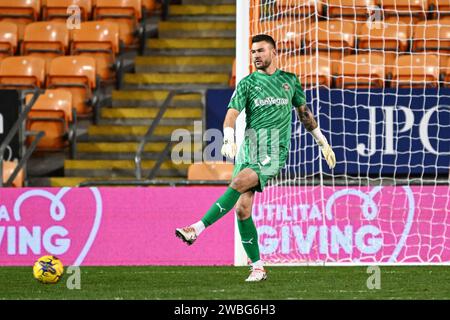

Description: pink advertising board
[255,186,450,264]
[0,186,448,266]
[0,187,234,266]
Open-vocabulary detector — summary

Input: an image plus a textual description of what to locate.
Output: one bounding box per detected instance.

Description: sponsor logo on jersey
[254,96,289,107]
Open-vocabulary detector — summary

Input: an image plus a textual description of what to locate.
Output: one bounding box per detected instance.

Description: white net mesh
[243,0,450,265]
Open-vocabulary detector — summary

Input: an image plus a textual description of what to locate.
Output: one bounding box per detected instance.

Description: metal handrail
[134,89,204,179]
[147,139,174,180]
[0,89,43,187]
[161,0,169,21]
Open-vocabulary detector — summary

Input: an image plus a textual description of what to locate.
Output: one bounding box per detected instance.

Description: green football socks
[237,216,260,263]
[199,187,261,264]
[201,187,241,227]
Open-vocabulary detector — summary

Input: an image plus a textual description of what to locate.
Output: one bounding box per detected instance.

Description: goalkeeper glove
[311,128,336,169]
[221,127,237,159]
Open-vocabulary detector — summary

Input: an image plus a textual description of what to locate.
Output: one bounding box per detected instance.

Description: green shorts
[232,148,288,193]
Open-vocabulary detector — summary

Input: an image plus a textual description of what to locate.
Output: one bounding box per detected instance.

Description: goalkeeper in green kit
[176,34,336,282]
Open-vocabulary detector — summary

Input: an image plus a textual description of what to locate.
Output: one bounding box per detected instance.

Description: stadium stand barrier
[0,88,44,187]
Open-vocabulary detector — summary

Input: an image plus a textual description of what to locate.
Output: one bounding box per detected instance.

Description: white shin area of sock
[251,260,264,269]
[191,221,205,236]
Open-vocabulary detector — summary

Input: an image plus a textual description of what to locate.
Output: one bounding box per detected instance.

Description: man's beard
[254,59,271,70]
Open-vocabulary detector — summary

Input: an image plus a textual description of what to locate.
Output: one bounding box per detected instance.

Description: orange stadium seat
[2,160,24,187]
[0,0,41,40]
[25,89,75,153]
[43,0,92,22]
[368,51,398,74]
[413,19,450,52]
[142,0,157,15]
[358,19,411,53]
[0,56,45,89]
[71,21,120,83]
[413,18,450,79]
[327,0,377,21]
[276,0,323,16]
[379,0,429,25]
[393,54,440,88]
[335,53,386,88]
[284,55,332,88]
[47,55,97,117]
[305,19,356,59]
[257,18,308,52]
[187,162,234,181]
[0,22,18,59]
[327,0,378,34]
[93,0,142,49]
[21,21,69,68]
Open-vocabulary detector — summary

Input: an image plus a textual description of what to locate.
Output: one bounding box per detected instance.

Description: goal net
[235,0,450,265]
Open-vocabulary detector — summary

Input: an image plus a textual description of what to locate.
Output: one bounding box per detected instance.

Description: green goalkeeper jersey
[228,68,306,155]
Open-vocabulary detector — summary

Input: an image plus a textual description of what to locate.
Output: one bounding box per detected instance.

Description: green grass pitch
[0,266,449,300]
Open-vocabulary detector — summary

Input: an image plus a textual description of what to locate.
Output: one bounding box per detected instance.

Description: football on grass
[33,255,64,284]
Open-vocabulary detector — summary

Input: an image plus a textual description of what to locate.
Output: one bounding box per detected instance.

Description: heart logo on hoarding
[10,187,102,266]
[325,186,415,263]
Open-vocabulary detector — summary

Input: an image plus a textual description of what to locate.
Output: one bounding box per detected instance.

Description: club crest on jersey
[282,83,290,91]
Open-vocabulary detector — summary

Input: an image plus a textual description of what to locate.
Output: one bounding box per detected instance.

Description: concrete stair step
[84,124,197,142]
[168,15,235,22]
[169,5,235,16]
[158,21,235,38]
[112,90,202,108]
[134,56,233,73]
[77,141,202,160]
[101,107,202,119]
[64,159,188,177]
[147,38,235,49]
[144,48,235,56]
[182,0,236,5]
[97,118,197,126]
[159,21,235,31]
[122,83,229,90]
[77,142,202,153]
[123,73,229,90]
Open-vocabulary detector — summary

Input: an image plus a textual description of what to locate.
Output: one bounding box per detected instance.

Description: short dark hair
[251,34,276,50]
